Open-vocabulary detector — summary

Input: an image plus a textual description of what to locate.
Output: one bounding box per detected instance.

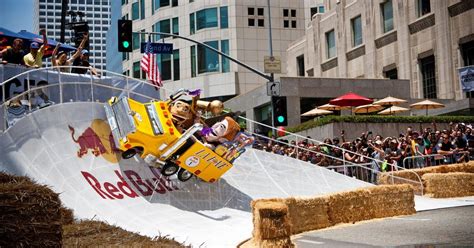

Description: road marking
[393,217,431,221]
[298,239,324,245]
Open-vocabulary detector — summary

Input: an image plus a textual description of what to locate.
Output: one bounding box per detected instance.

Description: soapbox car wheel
[121,149,137,159]
[161,162,179,176]
[177,168,193,182]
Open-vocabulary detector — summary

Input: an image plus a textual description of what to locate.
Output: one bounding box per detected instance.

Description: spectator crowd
[0,29,98,127]
[0,28,96,74]
[253,122,474,182]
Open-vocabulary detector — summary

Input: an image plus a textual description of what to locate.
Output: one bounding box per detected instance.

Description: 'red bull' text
[81,167,180,200]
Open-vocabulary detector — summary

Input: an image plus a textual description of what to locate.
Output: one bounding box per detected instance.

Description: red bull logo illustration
[68,119,121,163]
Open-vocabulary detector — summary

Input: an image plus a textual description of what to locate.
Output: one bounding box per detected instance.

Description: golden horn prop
[196,100,224,116]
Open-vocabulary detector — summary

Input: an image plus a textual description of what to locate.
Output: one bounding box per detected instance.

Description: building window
[132,1,139,20]
[173,49,180,80]
[283,9,297,29]
[248,8,255,15]
[172,0,178,7]
[221,40,229,72]
[351,15,363,47]
[381,0,394,33]
[248,19,255,27]
[196,8,218,30]
[326,29,336,59]
[296,55,305,76]
[191,45,196,77]
[420,55,437,99]
[461,40,474,98]
[133,61,140,78]
[417,0,431,17]
[133,33,140,50]
[248,7,264,27]
[172,17,179,36]
[220,6,228,29]
[158,54,172,81]
[384,68,398,79]
[198,41,219,74]
[140,0,145,20]
[159,19,171,39]
[190,13,195,34]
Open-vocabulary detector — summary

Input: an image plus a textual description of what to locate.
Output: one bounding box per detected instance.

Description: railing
[0,64,425,194]
[0,65,171,131]
[402,152,470,169]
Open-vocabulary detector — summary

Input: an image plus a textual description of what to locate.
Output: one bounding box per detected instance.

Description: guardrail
[0,65,425,194]
[402,152,470,169]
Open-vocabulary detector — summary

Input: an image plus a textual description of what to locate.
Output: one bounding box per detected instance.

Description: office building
[34,0,111,71]
[121,0,323,99]
[286,0,474,101]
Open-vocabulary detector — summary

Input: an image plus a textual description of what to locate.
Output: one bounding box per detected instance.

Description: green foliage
[286,115,474,134]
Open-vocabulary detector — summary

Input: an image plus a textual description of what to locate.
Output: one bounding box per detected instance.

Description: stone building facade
[287,0,474,100]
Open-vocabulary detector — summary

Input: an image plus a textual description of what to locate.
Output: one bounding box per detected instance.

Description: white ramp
[1,102,471,247]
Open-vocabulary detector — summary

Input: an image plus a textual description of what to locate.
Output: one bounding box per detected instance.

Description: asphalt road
[293,206,474,247]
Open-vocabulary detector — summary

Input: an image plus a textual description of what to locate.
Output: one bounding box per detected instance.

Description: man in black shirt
[0,38,25,65]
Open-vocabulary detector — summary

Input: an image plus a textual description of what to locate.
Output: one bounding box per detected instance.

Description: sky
[0,0,34,32]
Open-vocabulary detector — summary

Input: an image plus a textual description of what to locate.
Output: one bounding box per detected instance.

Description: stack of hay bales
[249,200,294,248]
[423,172,474,198]
[0,172,63,247]
[244,184,415,247]
[378,162,474,185]
[378,162,474,197]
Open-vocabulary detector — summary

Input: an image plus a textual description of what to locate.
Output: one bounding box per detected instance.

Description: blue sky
[0,0,34,32]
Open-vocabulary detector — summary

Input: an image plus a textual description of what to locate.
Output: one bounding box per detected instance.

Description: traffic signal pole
[135,31,272,82]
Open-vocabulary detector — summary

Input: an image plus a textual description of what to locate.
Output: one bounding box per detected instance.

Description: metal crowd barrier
[402,152,470,169]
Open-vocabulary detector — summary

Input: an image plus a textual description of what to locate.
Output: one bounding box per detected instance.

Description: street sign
[267,81,280,96]
[264,56,281,74]
[140,42,173,54]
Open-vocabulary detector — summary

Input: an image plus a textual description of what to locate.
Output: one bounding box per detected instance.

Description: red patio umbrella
[329,92,373,107]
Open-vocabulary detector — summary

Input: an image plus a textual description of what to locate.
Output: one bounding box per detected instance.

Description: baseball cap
[30,42,39,49]
[81,49,89,55]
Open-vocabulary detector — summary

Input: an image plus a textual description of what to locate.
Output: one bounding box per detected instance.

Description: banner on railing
[459,65,474,92]
[0,64,160,103]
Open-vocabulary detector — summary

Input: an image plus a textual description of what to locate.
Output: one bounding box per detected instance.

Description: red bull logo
[68,119,121,163]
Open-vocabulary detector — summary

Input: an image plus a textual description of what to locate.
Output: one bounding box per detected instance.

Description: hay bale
[63,220,187,247]
[0,173,63,247]
[423,173,474,198]
[284,197,330,234]
[251,199,294,248]
[60,206,75,225]
[327,185,415,225]
[378,162,474,194]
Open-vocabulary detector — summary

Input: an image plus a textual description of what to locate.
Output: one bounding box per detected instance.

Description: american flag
[140,41,162,88]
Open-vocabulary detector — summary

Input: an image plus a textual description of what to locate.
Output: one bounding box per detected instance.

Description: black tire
[122,149,137,159]
[161,162,179,176]
[177,168,193,182]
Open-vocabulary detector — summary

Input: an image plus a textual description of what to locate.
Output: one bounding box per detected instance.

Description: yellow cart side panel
[177,143,233,182]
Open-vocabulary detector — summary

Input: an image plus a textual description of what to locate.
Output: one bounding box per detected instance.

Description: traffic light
[272,96,288,126]
[118,20,132,52]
